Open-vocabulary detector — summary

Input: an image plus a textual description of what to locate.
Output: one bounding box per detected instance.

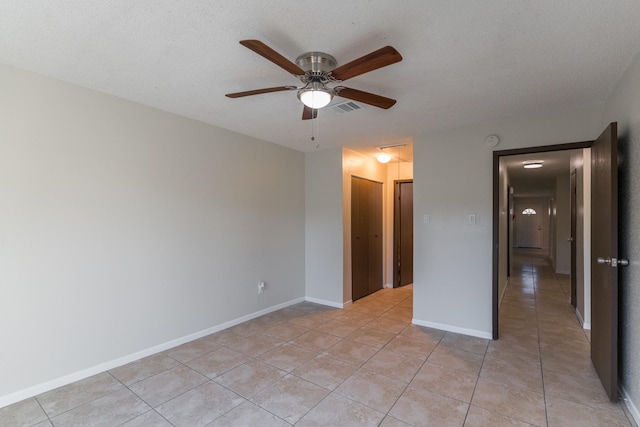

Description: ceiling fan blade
[302,105,318,120]
[239,40,306,75]
[336,87,397,109]
[331,46,402,81]
[226,86,297,98]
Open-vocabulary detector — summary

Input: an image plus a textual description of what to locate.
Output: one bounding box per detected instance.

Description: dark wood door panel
[591,122,618,402]
[351,176,383,301]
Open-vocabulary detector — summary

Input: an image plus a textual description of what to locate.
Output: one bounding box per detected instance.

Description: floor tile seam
[44,386,138,423]
[221,338,287,358]
[35,370,126,419]
[120,368,210,411]
[468,391,545,426]
[291,390,370,425]
[356,358,423,385]
[464,334,492,425]
[249,376,331,425]
[466,404,546,427]
[289,347,382,391]
[186,356,252,383]
[338,333,392,350]
[545,394,633,425]
[273,341,325,357]
[164,344,224,364]
[329,385,398,418]
[124,358,212,390]
[210,368,286,401]
[530,266,551,427]
[159,379,247,423]
[32,395,53,425]
[378,414,416,427]
[114,408,175,427]
[190,390,249,426]
[542,388,626,413]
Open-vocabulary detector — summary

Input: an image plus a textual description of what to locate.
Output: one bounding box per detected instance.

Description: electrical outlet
[258,281,265,294]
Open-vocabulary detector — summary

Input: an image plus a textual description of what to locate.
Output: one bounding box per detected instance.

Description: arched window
[522,208,537,215]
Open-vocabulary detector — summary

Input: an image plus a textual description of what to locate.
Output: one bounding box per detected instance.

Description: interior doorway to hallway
[493,123,621,402]
[493,142,590,340]
[394,180,413,287]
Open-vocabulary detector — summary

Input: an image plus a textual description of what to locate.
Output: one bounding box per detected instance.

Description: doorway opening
[492,140,591,340]
[492,123,620,401]
[393,180,413,287]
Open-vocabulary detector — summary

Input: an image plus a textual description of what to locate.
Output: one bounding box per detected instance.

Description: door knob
[567,237,574,242]
[597,257,630,267]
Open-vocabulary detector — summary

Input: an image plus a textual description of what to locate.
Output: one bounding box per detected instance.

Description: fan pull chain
[311,113,320,148]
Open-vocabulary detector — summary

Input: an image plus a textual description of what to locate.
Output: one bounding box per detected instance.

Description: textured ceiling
[2,1,640,154]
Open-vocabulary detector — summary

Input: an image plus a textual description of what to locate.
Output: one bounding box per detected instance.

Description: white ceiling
[2,1,640,155]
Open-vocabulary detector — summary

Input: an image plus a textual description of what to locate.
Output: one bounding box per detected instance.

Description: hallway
[1,251,636,425]
[496,249,633,426]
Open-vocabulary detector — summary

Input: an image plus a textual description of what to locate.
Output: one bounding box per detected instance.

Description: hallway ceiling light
[376,150,392,163]
[523,161,543,169]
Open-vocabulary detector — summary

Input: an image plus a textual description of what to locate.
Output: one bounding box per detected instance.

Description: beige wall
[305,148,344,306]
[0,65,306,405]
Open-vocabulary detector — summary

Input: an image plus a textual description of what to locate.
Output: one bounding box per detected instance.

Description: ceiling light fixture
[297,81,333,109]
[376,150,392,164]
[524,161,543,169]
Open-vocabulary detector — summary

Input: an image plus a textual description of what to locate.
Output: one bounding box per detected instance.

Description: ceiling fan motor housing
[295,52,337,77]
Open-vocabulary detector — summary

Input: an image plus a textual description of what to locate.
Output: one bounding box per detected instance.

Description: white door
[516,205,542,248]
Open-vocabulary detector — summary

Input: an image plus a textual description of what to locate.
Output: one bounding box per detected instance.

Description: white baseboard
[0,297,305,409]
[304,296,345,309]
[620,384,640,426]
[412,318,492,340]
[575,309,591,330]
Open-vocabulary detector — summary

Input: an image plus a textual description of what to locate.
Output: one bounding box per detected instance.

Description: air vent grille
[331,101,363,113]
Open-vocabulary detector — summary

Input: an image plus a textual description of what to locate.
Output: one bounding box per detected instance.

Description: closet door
[351,176,382,300]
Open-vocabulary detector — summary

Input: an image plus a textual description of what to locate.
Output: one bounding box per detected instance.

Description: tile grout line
[534,263,550,427]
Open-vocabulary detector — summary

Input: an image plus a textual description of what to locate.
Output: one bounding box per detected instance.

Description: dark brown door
[394,180,413,287]
[591,122,618,402]
[570,169,577,308]
[351,176,383,300]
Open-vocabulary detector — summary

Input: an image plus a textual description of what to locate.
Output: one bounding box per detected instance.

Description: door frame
[570,169,578,308]
[492,140,592,339]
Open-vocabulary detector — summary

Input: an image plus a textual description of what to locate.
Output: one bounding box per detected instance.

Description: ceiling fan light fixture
[298,87,333,109]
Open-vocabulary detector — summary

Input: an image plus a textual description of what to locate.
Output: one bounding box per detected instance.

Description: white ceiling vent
[331,101,364,113]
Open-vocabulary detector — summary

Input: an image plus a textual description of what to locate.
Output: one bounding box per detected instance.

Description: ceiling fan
[225,40,403,120]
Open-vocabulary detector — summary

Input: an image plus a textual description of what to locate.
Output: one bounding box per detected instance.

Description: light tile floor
[1,250,636,426]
